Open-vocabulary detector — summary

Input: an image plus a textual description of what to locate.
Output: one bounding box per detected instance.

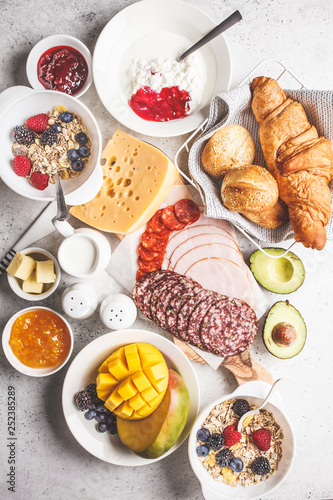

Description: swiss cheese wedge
[70,129,178,234]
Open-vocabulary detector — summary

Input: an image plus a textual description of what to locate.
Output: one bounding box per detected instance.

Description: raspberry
[252,429,271,451]
[223,424,241,447]
[13,155,32,177]
[13,125,35,145]
[30,171,49,190]
[26,113,49,134]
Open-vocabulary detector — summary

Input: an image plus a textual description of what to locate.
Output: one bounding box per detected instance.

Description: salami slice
[186,291,222,347]
[138,255,164,273]
[138,243,163,262]
[147,209,171,237]
[155,278,195,331]
[165,281,202,336]
[174,199,200,224]
[149,275,181,323]
[200,298,258,357]
[177,288,213,340]
[161,205,186,231]
[141,231,169,252]
[133,270,174,318]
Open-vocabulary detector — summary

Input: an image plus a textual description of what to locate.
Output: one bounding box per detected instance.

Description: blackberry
[74,390,92,411]
[215,448,233,468]
[13,125,35,145]
[207,432,224,451]
[232,399,250,417]
[41,127,58,147]
[250,457,271,475]
[85,383,99,403]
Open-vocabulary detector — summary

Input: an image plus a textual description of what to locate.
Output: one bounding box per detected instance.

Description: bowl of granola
[188,381,295,499]
[0,86,102,205]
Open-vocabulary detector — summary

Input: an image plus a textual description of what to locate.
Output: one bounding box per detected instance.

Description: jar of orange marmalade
[9,308,71,369]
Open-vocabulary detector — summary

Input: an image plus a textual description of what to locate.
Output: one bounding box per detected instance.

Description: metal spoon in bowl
[55,174,70,222]
[176,10,242,63]
[237,378,288,432]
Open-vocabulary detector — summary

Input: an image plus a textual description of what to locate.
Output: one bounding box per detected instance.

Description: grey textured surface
[1,1,333,499]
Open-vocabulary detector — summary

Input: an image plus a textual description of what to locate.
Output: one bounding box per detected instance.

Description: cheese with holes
[69,129,178,234]
[96,343,169,420]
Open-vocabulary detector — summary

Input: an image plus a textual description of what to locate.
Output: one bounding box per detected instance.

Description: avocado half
[250,248,305,294]
[263,301,307,359]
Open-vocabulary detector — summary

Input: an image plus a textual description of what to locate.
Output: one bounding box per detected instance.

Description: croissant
[251,76,333,250]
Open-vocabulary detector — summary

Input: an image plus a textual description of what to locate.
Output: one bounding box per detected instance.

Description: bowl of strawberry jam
[26,35,92,98]
[2,307,73,376]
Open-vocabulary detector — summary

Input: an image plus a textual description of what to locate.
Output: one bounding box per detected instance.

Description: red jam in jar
[9,309,71,368]
[128,85,191,122]
[37,45,88,95]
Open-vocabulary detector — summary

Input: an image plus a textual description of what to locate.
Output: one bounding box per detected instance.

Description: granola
[12,107,91,185]
[196,398,283,487]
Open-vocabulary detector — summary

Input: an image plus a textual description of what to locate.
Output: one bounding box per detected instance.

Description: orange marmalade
[9,309,71,368]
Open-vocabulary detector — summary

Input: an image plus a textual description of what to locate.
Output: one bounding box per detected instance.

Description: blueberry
[94,412,106,423]
[75,132,88,145]
[196,444,209,457]
[67,149,80,161]
[97,422,107,433]
[85,409,96,420]
[196,428,210,442]
[71,160,84,171]
[89,402,96,411]
[60,112,73,123]
[229,457,244,472]
[52,122,63,133]
[107,422,118,435]
[96,403,108,413]
[78,145,90,158]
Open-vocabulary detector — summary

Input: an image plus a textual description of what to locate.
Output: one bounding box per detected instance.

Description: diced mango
[117,401,134,419]
[141,385,159,403]
[117,378,138,400]
[108,358,129,380]
[128,393,146,411]
[96,342,168,420]
[132,371,151,392]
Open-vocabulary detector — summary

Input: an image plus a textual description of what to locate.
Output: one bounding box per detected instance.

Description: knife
[0,200,57,275]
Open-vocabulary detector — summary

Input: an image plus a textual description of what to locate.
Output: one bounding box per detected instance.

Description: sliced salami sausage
[155,279,194,331]
[165,281,202,336]
[200,298,258,357]
[147,209,171,237]
[161,205,186,231]
[177,288,213,339]
[133,270,174,318]
[149,275,181,323]
[174,199,200,224]
[186,291,222,347]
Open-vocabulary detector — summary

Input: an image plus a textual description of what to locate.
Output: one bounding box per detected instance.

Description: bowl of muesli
[0,86,102,205]
[188,381,295,499]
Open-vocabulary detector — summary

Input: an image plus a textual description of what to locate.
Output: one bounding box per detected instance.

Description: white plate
[62,329,200,465]
[93,0,232,137]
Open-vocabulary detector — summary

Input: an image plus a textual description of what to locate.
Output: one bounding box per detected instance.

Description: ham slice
[185,258,255,307]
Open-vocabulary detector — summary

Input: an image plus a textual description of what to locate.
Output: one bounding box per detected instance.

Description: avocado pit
[272,322,297,347]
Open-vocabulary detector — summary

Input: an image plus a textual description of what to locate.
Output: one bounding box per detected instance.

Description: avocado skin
[250,248,305,294]
[263,301,307,359]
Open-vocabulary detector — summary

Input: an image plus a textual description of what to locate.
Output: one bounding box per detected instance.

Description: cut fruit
[263,301,307,358]
[96,343,168,420]
[249,248,305,294]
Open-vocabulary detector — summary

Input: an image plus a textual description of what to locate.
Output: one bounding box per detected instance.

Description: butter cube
[6,252,36,280]
[22,270,44,294]
[36,260,56,284]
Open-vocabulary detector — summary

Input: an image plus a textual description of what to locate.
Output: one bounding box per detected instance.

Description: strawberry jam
[128,86,191,122]
[37,45,88,95]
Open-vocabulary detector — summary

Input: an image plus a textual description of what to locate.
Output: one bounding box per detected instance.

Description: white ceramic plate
[62,329,200,465]
[93,0,232,137]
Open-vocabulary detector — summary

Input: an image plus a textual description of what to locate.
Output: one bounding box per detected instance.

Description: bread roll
[242,199,289,228]
[201,125,255,179]
[221,165,279,212]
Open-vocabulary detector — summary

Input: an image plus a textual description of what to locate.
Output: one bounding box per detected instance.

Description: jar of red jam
[37,45,88,96]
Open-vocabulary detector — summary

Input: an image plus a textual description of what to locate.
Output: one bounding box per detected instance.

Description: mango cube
[96,343,168,420]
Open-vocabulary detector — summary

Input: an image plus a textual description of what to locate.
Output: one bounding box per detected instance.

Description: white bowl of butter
[6,247,61,301]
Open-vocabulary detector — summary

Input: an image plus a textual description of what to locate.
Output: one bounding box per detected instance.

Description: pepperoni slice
[141,231,169,251]
[147,209,171,237]
[138,243,164,262]
[138,255,164,273]
[161,205,186,231]
[174,199,200,224]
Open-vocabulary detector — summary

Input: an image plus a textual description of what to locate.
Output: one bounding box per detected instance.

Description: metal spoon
[55,174,70,222]
[237,378,287,432]
[177,10,242,63]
